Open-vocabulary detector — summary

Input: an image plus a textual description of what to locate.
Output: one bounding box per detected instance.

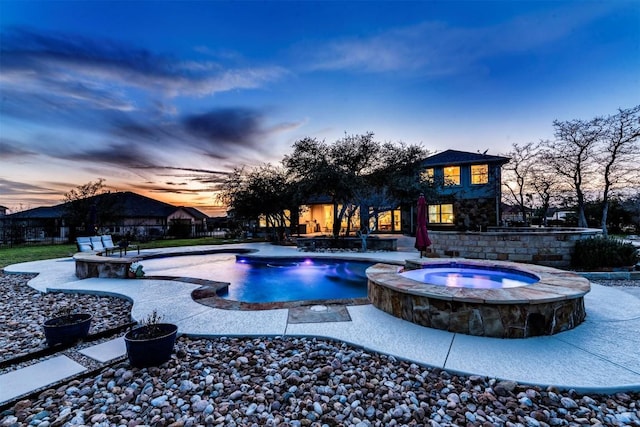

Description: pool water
[141,254,373,303]
[224,257,373,303]
[400,266,539,289]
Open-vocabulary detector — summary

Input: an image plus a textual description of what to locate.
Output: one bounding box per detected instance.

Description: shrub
[571,236,638,270]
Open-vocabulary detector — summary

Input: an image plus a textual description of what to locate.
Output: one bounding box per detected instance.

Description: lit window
[428,204,454,224]
[421,168,434,184]
[471,164,488,184]
[443,166,460,186]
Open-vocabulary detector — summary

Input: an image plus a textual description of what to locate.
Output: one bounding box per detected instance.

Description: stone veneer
[74,253,139,279]
[367,258,590,338]
[425,228,602,268]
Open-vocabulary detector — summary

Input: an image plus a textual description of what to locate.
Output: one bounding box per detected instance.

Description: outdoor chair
[89,236,105,252]
[76,236,93,252]
[101,235,119,256]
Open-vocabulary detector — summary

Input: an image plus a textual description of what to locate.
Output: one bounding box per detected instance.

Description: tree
[62,178,111,237]
[529,160,561,226]
[501,142,539,225]
[283,133,431,237]
[217,164,296,241]
[542,116,605,228]
[361,141,432,231]
[620,192,640,231]
[283,133,381,237]
[596,105,640,236]
[222,133,429,239]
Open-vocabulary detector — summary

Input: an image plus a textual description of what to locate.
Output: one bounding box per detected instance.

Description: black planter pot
[124,323,178,368]
[43,313,93,347]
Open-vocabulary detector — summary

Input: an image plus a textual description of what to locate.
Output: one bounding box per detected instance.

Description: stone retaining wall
[425,228,602,268]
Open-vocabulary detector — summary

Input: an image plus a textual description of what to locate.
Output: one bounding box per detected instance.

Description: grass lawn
[0,237,258,269]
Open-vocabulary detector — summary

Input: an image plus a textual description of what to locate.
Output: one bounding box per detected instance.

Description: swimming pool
[142,253,373,303]
[227,257,373,303]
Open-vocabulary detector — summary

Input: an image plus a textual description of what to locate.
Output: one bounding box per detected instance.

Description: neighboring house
[546,207,575,224]
[0,192,209,244]
[501,203,535,226]
[0,205,68,244]
[417,150,510,231]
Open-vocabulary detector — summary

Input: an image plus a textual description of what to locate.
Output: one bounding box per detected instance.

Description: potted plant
[128,262,145,278]
[43,304,93,347]
[124,310,177,368]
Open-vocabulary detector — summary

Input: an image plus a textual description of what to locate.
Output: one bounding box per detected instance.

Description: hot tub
[367,258,590,338]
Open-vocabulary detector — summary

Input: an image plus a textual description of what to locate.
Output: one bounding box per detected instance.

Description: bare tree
[597,105,640,236]
[502,142,539,225]
[529,160,561,226]
[542,117,605,228]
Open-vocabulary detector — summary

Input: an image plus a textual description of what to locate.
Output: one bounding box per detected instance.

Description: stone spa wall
[425,228,602,268]
[367,260,591,338]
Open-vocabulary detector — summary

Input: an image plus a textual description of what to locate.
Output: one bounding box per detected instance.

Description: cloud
[63,141,160,168]
[302,3,615,76]
[0,28,300,173]
[0,140,37,158]
[0,26,287,132]
[183,108,266,147]
[0,177,61,196]
[0,27,286,99]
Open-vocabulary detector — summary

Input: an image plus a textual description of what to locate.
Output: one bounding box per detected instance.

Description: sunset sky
[1,1,638,216]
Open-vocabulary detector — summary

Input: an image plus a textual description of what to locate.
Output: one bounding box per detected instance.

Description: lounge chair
[76,236,93,252]
[101,235,119,256]
[89,236,105,252]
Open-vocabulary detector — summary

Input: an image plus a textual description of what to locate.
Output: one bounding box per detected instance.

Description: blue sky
[1,1,638,216]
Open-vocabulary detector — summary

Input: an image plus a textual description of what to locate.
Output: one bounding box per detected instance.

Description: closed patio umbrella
[414,194,432,257]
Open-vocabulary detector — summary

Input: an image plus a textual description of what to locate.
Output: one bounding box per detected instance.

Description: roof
[4,191,209,220]
[5,205,66,219]
[180,206,209,220]
[421,149,510,167]
[99,191,177,218]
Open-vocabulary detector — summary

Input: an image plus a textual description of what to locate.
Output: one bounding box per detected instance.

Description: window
[428,204,454,224]
[471,164,489,184]
[443,166,460,186]
[420,168,434,184]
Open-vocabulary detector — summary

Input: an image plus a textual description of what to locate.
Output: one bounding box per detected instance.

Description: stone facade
[74,253,137,279]
[453,198,497,231]
[425,228,602,268]
[367,260,590,338]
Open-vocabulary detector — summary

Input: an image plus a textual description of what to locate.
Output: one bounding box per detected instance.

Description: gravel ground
[1,271,639,426]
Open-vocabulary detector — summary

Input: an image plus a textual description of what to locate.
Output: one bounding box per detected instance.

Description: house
[0,192,209,244]
[416,149,510,231]
[545,207,576,225]
[293,149,510,234]
[501,203,535,226]
[0,205,68,244]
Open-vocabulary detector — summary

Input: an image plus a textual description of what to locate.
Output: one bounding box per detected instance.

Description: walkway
[2,242,639,405]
